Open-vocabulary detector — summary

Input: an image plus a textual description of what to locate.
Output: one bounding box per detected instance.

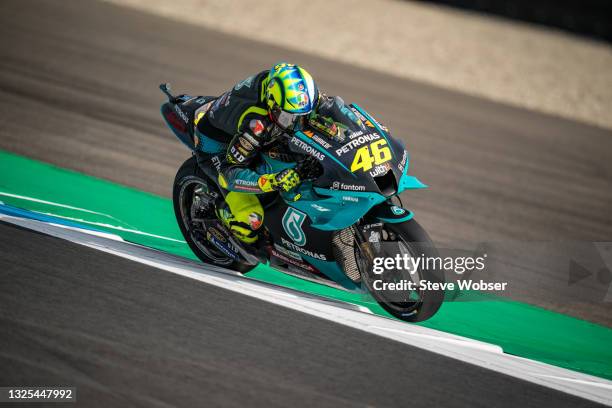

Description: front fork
[352,199,413,277]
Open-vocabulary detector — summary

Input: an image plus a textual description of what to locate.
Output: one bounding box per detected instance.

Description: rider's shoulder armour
[206,70,270,136]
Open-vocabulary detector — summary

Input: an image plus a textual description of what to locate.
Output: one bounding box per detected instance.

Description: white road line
[2,213,611,406]
[38,212,186,243]
[0,192,122,219]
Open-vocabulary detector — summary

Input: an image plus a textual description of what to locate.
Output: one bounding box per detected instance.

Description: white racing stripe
[2,213,612,406]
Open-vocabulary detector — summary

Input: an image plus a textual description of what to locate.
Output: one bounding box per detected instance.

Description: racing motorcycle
[160,83,444,322]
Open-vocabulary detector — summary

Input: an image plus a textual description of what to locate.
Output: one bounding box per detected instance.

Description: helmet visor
[271,105,304,130]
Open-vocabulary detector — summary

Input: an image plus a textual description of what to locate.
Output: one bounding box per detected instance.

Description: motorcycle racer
[195,63,319,244]
[164,68,444,322]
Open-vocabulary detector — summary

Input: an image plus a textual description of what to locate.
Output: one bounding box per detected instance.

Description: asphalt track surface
[0,1,610,406]
[0,221,606,407]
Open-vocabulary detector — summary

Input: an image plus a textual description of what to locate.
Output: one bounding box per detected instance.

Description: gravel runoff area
[103,0,612,130]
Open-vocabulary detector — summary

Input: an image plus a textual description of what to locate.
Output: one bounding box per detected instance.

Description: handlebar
[294,156,322,181]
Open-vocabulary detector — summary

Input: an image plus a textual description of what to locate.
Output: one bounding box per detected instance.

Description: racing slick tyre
[173,155,255,273]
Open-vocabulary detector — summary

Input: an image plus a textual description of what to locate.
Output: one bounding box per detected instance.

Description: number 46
[350,139,392,172]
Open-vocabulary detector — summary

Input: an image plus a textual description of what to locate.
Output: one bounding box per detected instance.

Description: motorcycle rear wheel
[173,156,255,273]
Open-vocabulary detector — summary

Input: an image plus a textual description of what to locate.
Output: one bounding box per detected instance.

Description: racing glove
[258,169,301,193]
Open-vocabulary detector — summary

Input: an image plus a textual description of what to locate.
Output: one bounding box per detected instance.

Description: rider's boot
[216,194,270,263]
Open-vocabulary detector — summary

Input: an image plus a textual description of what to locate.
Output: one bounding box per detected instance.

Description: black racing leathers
[196,70,339,194]
[196,70,286,194]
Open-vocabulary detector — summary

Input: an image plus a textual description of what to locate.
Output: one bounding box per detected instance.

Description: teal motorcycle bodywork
[162,89,427,292]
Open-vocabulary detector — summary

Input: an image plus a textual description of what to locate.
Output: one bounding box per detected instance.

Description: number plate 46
[350,139,392,172]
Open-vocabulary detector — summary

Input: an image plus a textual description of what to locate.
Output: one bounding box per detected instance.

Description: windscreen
[306,96,368,140]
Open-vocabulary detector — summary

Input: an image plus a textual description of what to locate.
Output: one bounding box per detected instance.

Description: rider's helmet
[265,63,319,130]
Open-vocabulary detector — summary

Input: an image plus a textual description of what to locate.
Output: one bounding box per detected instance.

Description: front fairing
[281,103,426,230]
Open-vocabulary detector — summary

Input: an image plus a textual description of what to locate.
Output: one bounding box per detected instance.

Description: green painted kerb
[1,149,611,379]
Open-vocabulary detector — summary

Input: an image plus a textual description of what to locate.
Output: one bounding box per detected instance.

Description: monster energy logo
[282,207,307,247]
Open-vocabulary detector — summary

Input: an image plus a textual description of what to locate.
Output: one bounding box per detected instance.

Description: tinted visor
[271,105,305,130]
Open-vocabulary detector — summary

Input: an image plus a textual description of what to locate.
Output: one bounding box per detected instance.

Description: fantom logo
[282,207,307,247]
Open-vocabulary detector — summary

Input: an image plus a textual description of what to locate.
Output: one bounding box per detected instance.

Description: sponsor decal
[398,149,408,172]
[350,106,367,122]
[290,137,326,160]
[249,119,265,137]
[235,184,260,193]
[312,135,332,149]
[369,162,391,177]
[235,179,260,192]
[240,186,261,192]
[239,136,253,151]
[257,175,270,191]
[235,179,258,187]
[234,75,255,90]
[242,132,260,147]
[248,212,263,230]
[281,238,327,261]
[348,130,364,139]
[207,226,227,243]
[297,83,305,91]
[173,105,189,123]
[331,182,366,192]
[362,222,383,231]
[391,205,406,215]
[271,248,317,272]
[282,207,307,246]
[274,243,302,260]
[311,204,330,212]
[237,145,250,156]
[211,155,222,171]
[230,145,246,163]
[335,133,380,156]
[303,130,315,137]
[342,196,358,202]
[208,235,239,260]
[369,230,381,243]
